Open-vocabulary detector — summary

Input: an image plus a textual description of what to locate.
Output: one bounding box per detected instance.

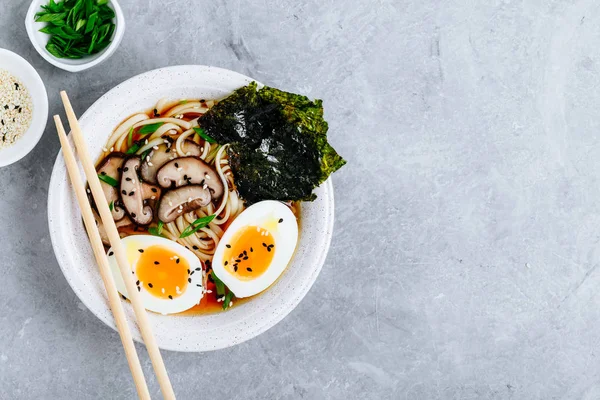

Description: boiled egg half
[107,235,204,315]
[212,200,298,298]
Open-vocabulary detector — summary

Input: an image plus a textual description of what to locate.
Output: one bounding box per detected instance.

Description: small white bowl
[25,0,125,73]
[0,49,48,167]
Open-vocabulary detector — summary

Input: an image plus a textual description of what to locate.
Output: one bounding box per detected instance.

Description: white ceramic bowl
[0,49,48,167]
[25,0,125,73]
[47,65,335,352]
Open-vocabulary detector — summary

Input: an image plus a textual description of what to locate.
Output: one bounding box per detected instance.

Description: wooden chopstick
[54,115,151,400]
[59,91,176,400]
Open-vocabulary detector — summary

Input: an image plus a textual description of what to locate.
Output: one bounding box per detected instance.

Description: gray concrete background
[2,0,600,399]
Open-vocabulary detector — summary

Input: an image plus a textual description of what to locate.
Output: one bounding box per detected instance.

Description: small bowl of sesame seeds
[0,49,48,167]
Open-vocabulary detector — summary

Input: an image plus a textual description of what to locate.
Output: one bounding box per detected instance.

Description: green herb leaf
[212,273,226,296]
[140,148,152,161]
[45,42,64,58]
[193,127,216,143]
[179,214,216,238]
[97,0,109,5]
[108,200,114,211]
[98,173,118,187]
[222,291,235,310]
[138,122,164,135]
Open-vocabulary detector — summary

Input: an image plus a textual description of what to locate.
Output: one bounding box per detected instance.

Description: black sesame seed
[243,250,247,255]
[234,266,238,272]
[278,218,283,223]
[235,259,241,263]
[138,287,141,292]
[3,105,8,110]
[187,269,190,274]
[132,213,136,218]
[243,256,249,260]
[108,251,114,256]
[196,284,202,287]
[14,83,19,90]
[100,171,106,175]
[18,108,21,113]
[183,174,188,180]
[224,261,228,266]
[169,295,173,299]
[151,187,157,193]
[188,278,191,283]
[166,148,171,153]
[1,120,3,125]
[262,243,267,247]
[226,244,231,248]
[138,249,144,253]
[267,247,272,252]
[154,261,159,265]
[129,191,134,196]
[125,177,131,181]
[176,258,180,264]
[193,245,199,250]
[174,162,179,168]
[123,167,129,172]
[148,283,153,288]
[136,280,140,285]
[153,108,159,117]
[190,271,195,276]
[200,99,205,102]
[121,189,127,195]
[247,267,253,272]
[250,247,253,252]
[238,253,244,258]
[195,267,201,271]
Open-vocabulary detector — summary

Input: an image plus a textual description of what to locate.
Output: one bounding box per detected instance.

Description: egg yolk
[135,245,190,299]
[223,226,275,280]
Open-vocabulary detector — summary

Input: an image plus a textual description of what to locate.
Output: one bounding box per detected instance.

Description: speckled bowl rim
[47,65,334,352]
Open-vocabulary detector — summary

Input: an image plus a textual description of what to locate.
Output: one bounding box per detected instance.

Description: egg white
[107,235,204,315]
[212,200,298,298]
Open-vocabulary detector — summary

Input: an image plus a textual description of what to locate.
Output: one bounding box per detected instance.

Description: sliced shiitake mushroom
[155,156,223,199]
[140,140,202,184]
[120,157,154,226]
[158,185,211,223]
[97,153,126,221]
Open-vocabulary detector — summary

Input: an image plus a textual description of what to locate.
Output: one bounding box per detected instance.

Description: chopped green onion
[179,214,216,238]
[138,122,164,135]
[212,273,226,296]
[193,127,216,144]
[126,142,141,154]
[127,126,133,148]
[222,291,235,310]
[108,200,114,211]
[140,148,152,160]
[148,221,165,238]
[98,174,118,187]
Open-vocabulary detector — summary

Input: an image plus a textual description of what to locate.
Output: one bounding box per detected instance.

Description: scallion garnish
[138,122,164,135]
[212,272,226,296]
[148,221,165,237]
[127,126,133,148]
[193,127,216,143]
[125,142,141,154]
[98,173,118,187]
[35,0,116,59]
[222,291,234,310]
[179,214,216,238]
[108,200,114,211]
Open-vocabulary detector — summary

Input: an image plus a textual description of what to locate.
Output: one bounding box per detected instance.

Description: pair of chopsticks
[55,91,176,400]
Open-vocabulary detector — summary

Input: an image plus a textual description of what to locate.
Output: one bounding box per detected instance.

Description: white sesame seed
[205,174,211,180]
[161,288,165,294]
[169,201,173,206]
[163,139,169,144]
[203,184,208,190]
[169,156,174,160]
[148,162,153,166]
[177,209,182,213]
[146,156,150,162]
[151,195,156,200]
[177,167,182,171]
[187,197,192,202]
[110,147,114,152]
[206,290,212,294]
[145,139,148,144]
[153,146,159,150]
[86,188,91,194]
[102,147,108,152]
[229,301,233,307]
[256,227,260,232]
